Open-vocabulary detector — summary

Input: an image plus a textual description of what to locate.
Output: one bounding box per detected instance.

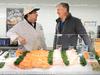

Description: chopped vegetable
[48,49,54,65]
[80,56,87,66]
[61,50,69,66]
[14,51,30,65]
[91,50,99,60]
[91,50,100,65]
[84,52,89,59]
[0,62,5,68]
[4,53,9,58]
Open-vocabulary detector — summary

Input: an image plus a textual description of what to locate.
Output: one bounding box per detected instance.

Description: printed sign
[6,8,23,31]
[84,21,97,26]
[89,53,95,60]
[9,50,16,58]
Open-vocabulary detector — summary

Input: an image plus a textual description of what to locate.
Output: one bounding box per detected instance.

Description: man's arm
[7,26,26,45]
[75,19,94,51]
[53,25,57,49]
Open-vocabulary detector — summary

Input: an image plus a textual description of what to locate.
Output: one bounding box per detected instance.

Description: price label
[82,45,88,53]
[89,53,95,60]
[69,46,74,50]
[38,46,43,50]
[9,50,16,58]
[56,45,62,51]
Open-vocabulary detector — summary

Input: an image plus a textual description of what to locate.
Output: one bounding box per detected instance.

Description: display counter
[0,51,100,75]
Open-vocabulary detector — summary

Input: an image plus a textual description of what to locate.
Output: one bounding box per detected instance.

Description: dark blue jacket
[53,13,93,51]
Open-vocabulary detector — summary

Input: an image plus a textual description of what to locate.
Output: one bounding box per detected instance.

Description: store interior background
[0,0,100,48]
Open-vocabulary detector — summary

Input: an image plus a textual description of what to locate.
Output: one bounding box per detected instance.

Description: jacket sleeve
[75,19,94,51]
[7,25,19,43]
[38,25,47,50]
[53,25,57,49]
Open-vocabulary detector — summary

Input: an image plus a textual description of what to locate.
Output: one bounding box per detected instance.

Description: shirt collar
[24,19,36,29]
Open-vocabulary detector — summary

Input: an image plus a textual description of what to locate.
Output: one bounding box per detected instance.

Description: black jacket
[53,13,93,51]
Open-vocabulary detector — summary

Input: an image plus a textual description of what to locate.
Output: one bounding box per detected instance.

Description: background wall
[0,0,100,48]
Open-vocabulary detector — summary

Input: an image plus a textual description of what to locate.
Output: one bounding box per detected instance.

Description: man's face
[29,11,38,23]
[56,5,67,18]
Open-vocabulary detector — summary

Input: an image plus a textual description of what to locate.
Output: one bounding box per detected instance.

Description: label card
[89,53,95,60]
[82,45,88,53]
[38,46,43,50]
[56,45,62,51]
[9,50,16,58]
[69,46,74,50]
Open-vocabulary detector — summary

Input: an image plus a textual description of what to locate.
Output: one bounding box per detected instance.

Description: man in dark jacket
[53,3,93,51]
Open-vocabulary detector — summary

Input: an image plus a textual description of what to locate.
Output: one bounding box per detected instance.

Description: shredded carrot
[84,52,89,59]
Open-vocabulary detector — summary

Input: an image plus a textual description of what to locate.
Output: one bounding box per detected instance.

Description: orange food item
[84,52,89,59]
[16,50,25,56]
[18,50,51,69]
[96,50,100,56]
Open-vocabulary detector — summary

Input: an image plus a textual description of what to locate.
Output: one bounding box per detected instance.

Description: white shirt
[7,19,47,51]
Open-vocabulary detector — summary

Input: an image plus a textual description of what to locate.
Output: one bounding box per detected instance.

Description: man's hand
[16,36,26,45]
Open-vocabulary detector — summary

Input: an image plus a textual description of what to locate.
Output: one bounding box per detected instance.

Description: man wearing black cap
[7,6,47,51]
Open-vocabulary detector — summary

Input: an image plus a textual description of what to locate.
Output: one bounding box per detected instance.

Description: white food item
[69,55,79,66]
[53,49,64,65]
[53,49,80,66]
[66,49,80,66]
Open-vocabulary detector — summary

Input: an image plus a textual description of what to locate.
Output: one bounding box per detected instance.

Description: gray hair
[56,3,69,13]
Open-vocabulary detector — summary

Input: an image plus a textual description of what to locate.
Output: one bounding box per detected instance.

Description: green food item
[4,53,9,58]
[80,56,87,66]
[23,51,30,56]
[48,49,54,65]
[61,50,69,66]
[14,51,29,65]
[0,62,5,68]
[91,50,99,60]
[91,50,100,65]
[97,60,100,65]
